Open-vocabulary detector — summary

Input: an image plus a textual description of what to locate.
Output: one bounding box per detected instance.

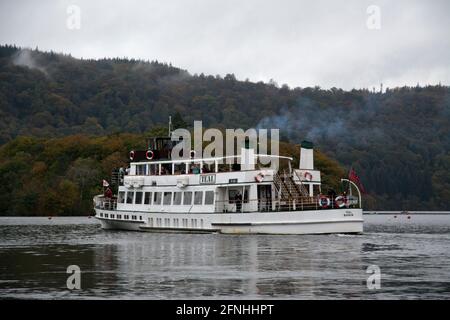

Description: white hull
[94,208,363,235]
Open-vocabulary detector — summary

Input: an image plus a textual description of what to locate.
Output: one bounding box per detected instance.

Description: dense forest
[0,44,449,212]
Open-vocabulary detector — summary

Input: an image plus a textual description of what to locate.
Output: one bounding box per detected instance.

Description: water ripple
[0,215,449,299]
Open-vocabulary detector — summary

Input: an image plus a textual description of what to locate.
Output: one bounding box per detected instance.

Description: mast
[168,116,172,137]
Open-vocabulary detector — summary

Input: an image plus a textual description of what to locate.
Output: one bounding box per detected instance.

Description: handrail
[340,178,362,208]
[130,153,293,165]
[94,195,118,210]
[212,196,356,213]
[95,194,357,213]
[293,170,310,197]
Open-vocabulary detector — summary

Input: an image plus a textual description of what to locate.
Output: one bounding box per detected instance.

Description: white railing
[94,195,117,211]
[213,196,359,213]
[128,154,293,176]
[340,178,362,208]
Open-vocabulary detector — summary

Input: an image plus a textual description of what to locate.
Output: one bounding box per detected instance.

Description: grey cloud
[0,0,449,90]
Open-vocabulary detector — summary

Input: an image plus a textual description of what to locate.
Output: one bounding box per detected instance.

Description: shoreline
[363,211,450,215]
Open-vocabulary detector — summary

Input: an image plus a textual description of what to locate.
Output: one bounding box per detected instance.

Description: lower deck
[94,207,364,235]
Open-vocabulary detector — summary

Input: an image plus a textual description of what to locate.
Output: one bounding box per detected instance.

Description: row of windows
[149,217,203,229]
[118,191,215,206]
[98,213,204,229]
[100,213,143,221]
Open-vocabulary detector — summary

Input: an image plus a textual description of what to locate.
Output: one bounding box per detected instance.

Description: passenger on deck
[192,165,200,174]
[119,167,125,184]
[235,192,243,212]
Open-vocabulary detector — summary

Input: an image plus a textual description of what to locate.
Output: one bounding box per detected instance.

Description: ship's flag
[348,167,366,193]
[102,179,109,187]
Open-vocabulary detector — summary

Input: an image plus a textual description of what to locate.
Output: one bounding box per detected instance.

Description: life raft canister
[129,150,135,161]
[318,196,331,208]
[304,171,313,181]
[334,195,348,208]
[255,172,265,183]
[146,150,154,160]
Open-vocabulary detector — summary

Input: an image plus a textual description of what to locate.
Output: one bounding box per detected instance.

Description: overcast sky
[1,0,449,90]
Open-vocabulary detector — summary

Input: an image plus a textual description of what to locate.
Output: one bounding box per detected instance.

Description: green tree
[172,112,187,130]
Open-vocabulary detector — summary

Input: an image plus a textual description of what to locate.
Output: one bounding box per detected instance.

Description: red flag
[348,168,365,193]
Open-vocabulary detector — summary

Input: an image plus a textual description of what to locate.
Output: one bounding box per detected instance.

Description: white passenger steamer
[93,137,363,235]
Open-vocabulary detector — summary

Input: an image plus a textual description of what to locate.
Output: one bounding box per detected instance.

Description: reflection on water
[0,215,450,299]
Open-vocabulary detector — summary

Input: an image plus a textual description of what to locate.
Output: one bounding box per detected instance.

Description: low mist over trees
[0,45,449,211]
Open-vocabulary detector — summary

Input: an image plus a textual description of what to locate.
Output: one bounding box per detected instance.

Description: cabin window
[144,192,152,205]
[205,191,214,205]
[126,192,134,204]
[135,191,143,204]
[154,192,162,205]
[111,214,115,219]
[183,192,192,205]
[173,192,182,205]
[163,192,172,205]
[117,215,121,219]
[139,216,143,221]
[136,164,147,175]
[194,191,203,205]
[118,191,125,203]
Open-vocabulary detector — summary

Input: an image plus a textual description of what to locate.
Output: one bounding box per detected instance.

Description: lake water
[0,214,449,299]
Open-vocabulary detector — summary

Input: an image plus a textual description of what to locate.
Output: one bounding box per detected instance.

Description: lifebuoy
[129,150,135,161]
[304,171,313,181]
[318,196,330,208]
[146,150,154,160]
[255,172,265,183]
[335,195,348,208]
